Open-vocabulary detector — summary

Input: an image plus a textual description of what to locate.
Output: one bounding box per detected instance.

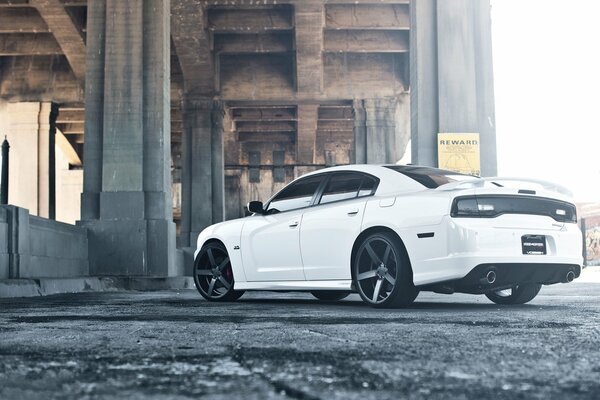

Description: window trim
[263,171,380,215]
[264,173,329,214]
[316,172,379,206]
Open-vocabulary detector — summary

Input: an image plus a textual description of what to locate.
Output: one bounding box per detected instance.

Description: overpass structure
[0,0,496,279]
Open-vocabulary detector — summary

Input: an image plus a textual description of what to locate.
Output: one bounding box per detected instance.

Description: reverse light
[556,209,566,216]
[478,204,495,212]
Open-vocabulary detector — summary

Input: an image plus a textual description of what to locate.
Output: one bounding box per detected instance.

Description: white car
[193,165,583,308]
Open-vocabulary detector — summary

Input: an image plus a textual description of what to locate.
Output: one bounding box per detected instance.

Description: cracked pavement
[1,282,600,399]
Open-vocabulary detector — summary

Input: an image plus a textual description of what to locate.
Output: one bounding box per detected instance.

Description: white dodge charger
[193,165,583,308]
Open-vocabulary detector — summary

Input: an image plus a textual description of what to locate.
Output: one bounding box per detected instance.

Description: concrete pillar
[295,3,324,95]
[2,102,54,217]
[353,100,367,164]
[80,0,105,220]
[80,0,175,276]
[354,95,411,164]
[296,105,318,165]
[180,98,225,248]
[410,0,497,176]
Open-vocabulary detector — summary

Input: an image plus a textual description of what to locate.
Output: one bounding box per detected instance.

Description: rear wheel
[310,291,351,301]
[194,242,245,302]
[485,283,542,305]
[353,232,418,308]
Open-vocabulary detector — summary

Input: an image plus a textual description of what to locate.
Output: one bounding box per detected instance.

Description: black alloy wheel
[485,283,542,305]
[194,242,245,302]
[310,291,351,301]
[353,232,418,308]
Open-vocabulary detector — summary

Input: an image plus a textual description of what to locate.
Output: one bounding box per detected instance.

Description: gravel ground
[1,282,599,399]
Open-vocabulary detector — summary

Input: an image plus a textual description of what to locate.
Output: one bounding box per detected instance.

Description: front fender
[194,220,248,283]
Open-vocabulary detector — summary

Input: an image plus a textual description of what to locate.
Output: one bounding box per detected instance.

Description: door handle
[347,209,359,216]
[289,221,299,228]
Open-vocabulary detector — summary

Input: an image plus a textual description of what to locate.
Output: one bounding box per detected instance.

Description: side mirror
[247,201,265,215]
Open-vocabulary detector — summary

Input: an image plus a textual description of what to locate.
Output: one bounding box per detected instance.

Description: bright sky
[491,0,600,202]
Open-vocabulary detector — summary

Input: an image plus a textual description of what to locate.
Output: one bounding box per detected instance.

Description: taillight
[450,195,577,223]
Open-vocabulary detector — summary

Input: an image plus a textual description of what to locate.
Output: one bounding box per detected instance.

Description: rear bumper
[410,215,584,286]
[423,263,581,295]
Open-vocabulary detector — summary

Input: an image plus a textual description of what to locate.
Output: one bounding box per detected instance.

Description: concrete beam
[207,8,292,33]
[30,0,86,83]
[295,3,324,95]
[171,0,214,96]
[58,122,84,134]
[324,30,409,53]
[55,108,84,123]
[236,121,296,133]
[214,33,293,54]
[238,132,294,143]
[325,4,410,30]
[0,32,62,55]
[0,7,49,33]
[231,106,296,121]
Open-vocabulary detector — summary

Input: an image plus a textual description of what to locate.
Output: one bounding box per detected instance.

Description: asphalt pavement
[1,281,600,399]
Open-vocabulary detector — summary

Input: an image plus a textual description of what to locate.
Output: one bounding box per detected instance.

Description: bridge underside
[0,0,496,276]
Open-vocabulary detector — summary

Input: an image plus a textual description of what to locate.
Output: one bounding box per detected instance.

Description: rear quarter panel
[361,191,457,277]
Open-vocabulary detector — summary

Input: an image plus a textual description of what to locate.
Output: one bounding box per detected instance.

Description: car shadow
[236,296,567,312]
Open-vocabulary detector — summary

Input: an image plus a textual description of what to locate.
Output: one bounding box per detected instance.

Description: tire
[485,283,542,305]
[310,291,351,301]
[353,232,418,308]
[193,241,245,302]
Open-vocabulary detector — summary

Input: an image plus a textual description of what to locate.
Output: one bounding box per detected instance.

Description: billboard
[438,133,481,176]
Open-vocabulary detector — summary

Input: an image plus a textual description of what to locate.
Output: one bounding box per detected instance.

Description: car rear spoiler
[437,177,573,197]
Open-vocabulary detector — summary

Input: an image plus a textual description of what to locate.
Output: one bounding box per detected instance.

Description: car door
[300,172,379,281]
[240,174,326,282]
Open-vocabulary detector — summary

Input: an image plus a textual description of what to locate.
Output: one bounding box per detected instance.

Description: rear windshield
[385,165,477,189]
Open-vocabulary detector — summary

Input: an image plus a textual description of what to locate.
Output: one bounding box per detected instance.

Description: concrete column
[296,105,318,165]
[180,98,225,248]
[410,0,439,168]
[49,103,58,220]
[353,100,367,164]
[81,0,105,220]
[295,3,324,95]
[410,0,497,175]
[473,0,498,176]
[3,102,54,216]
[211,102,225,224]
[81,0,175,276]
[361,96,410,164]
[37,102,51,218]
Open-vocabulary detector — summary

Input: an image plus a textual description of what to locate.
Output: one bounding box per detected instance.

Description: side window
[266,175,324,213]
[359,175,377,197]
[320,173,363,205]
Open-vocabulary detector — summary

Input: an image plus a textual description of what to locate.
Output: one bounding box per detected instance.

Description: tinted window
[385,165,476,188]
[358,176,377,197]
[267,175,323,213]
[320,173,362,204]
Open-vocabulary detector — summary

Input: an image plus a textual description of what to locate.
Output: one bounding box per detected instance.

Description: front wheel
[485,283,542,305]
[193,242,245,302]
[353,232,418,308]
[310,291,351,301]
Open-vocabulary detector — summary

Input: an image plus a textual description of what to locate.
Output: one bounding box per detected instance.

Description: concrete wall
[0,205,88,279]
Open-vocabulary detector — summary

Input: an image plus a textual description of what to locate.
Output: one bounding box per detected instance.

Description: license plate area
[521,235,546,255]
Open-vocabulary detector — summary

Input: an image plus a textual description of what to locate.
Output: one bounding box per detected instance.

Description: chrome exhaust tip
[486,270,497,285]
[565,270,575,283]
[479,269,497,285]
